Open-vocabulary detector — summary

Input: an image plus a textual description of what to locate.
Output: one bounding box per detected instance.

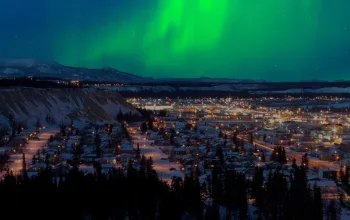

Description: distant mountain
[0,59,151,82]
[155,76,267,83]
[0,59,271,83]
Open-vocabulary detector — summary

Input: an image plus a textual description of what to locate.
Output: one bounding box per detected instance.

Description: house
[318,169,337,179]
[7,136,26,148]
[172,147,186,155]
[2,135,10,143]
[120,143,134,154]
[0,146,12,155]
[48,140,65,149]
[264,161,281,169]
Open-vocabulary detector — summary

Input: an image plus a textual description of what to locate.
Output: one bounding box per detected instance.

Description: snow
[6,129,57,175]
[3,68,23,74]
[0,88,134,126]
[130,129,184,183]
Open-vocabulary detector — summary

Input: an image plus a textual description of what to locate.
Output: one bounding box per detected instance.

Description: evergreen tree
[292,157,297,169]
[216,146,224,165]
[170,133,175,145]
[22,153,26,172]
[45,154,50,168]
[140,122,148,133]
[301,153,309,171]
[232,132,237,144]
[326,200,341,220]
[116,110,123,122]
[60,124,66,136]
[261,151,266,162]
[8,113,14,124]
[37,149,41,161]
[218,131,223,138]
[17,123,23,134]
[205,205,220,220]
[115,145,120,156]
[35,119,41,130]
[49,135,54,142]
[211,168,222,204]
[95,134,101,157]
[32,155,36,165]
[135,143,141,158]
[272,146,278,161]
[183,176,203,219]
[11,120,16,137]
[342,166,349,186]
[147,118,153,130]
[140,154,147,170]
[339,167,345,181]
[249,132,253,144]
[280,147,287,164]
[251,167,264,206]
[45,114,50,123]
[313,185,323,220]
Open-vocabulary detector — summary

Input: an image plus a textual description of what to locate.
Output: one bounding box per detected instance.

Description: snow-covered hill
[0,87,136,127]
[0,59,149,82]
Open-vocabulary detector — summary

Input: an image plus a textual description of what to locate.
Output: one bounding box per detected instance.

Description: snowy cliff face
[0,88,136,127]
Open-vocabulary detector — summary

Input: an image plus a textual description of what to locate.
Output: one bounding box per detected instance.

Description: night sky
[0,0,349,81]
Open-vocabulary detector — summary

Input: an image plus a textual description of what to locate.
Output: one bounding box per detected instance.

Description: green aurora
[1,0,350,80]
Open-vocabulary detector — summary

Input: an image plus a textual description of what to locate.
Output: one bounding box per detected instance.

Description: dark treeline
[127,81,350,89]
[115,108,152,123]
[0,157,204,220]
[119,90,350,99]
[250,165,325,220]
[0,160,336,220]
[207,164,327,220]
[0,78,79,88]
[119,90,249,99]
[3,77,350,99]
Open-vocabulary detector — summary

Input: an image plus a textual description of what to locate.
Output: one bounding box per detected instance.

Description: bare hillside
[0,88,136,126]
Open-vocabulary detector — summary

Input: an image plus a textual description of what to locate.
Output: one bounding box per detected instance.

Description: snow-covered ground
[0,88,135,127]
[5,129,57,175]
[130,129,184,183]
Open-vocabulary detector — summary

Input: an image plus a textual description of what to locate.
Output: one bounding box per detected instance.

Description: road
[128,127,183,183]
[238,136,334,169]
[5,129,57,176]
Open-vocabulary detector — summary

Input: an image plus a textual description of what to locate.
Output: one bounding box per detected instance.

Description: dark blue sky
[0,0,349,80]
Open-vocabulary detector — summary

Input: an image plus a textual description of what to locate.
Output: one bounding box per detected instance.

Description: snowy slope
[0,88,136,127]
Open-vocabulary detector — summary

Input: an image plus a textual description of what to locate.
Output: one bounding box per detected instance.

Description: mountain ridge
[0,58,150,82]
[0,59,271,83]
[1,59,349,83]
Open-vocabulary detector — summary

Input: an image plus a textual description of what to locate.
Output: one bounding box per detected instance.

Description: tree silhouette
[135,143,141,158]
[301,153,309,171]
[32,155,36,165]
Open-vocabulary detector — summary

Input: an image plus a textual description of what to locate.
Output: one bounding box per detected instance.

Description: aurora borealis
[0,0,349,81]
